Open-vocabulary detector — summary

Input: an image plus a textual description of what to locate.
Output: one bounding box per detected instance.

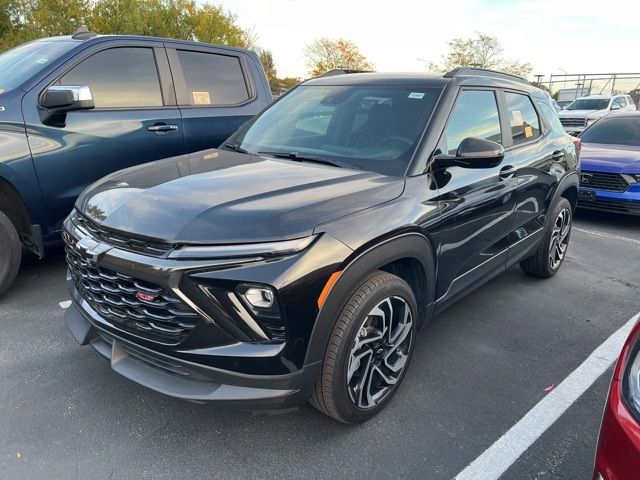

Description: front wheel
[520,197,572,278]
[0,211,21,298]
[309,271,417,423]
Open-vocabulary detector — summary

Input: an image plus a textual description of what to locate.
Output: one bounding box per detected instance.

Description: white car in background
[558,94,636,135]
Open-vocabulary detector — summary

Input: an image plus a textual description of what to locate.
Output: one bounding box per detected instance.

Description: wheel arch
[304,232,437,367]
[0,176,32,241]
[552,171,580,212]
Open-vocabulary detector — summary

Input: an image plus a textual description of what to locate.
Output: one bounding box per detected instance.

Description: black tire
[309,271,417,423]
[520,197,572,278]
[0,210,21,298]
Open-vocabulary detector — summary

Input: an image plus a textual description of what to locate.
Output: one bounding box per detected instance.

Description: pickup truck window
[176,50,250,106]
[58,47,163,108]
[0,40,75,93]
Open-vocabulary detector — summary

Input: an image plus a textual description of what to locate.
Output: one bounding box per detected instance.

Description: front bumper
[593,380,640,480]
[578,187,640,215]
[62,212,352,408]
[66,298,318,408]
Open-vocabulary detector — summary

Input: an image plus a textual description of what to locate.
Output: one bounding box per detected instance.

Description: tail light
[571,136,582,157]
[620,320,640,421]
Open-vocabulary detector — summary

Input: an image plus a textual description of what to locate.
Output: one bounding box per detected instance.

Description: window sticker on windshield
[524,126,533,138]
[192,91,211,105]
[408,92,425,99]
[511,110,523,126]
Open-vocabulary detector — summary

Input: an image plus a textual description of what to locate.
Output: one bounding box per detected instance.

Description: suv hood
[558,109,607,119]
[75,149,405,244]
[580,143,640,173]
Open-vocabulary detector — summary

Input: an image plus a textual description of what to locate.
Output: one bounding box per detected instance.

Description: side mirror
[41,85,95,113]
[433,137,505,170]
[610,104,621,111]
[40,85,94,127]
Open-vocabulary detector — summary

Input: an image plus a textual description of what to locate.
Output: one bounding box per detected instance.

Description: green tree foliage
[304,38,374,77]
[434,32,532,79]
[0,0,252,52]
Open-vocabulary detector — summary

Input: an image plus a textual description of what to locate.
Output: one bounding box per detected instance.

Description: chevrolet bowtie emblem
[76,236,111,264]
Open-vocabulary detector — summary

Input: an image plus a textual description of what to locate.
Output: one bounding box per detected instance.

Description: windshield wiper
[223,142,249,154]
[257,150,344,168]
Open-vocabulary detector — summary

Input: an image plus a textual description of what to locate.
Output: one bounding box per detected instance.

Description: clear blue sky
[215,0,640,79]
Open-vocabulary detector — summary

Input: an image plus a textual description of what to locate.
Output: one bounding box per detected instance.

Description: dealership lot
[0,209,638,480]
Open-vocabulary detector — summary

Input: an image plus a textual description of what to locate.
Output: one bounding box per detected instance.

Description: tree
[0,0,254,52]
[304,38,373,77]
[435,32,532,78]
[257,48,278,92]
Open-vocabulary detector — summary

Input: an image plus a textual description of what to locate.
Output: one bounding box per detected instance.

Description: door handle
[499,165,516,180]
[551,150,565,161]
[147,124,178,133]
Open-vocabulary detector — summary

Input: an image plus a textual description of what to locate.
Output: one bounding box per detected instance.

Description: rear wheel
[520,197,572,278]
[0,211,21,298]
[309,271,417,423]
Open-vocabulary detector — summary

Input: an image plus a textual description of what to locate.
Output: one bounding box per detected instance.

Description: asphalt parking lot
[1,209,638,480]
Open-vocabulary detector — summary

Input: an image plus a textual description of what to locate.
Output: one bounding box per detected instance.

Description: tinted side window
[176,51,250,106]
[59,48,163,108]
[504,92,540,145]
[537,101,565,134]
[444,90,501,155]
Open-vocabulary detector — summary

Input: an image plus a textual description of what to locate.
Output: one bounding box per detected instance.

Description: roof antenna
[72,25,97,40]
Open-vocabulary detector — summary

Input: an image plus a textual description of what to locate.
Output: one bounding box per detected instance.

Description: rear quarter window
[537,101,565,134]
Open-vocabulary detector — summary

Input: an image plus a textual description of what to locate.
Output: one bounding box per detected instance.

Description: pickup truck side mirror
[40,85,95,126]
[432,137,505,170]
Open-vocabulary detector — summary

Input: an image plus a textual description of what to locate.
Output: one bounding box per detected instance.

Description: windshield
[231,84,442,175]
[566,99,610,111]
[580,116,640,146]
[0,40,76,93]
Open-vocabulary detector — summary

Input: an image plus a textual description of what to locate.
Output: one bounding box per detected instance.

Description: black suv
[64,68,579,423]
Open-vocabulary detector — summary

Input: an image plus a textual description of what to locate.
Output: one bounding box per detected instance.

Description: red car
[594,319,640,479]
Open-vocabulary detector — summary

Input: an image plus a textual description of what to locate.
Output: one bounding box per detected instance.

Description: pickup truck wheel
[309,271,417,423]
[520,197,572,278]
[0,211,21,298]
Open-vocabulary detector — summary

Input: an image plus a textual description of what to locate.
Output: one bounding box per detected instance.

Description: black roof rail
[72,25,98,40]
[317,69,373,78]
[444,67,529,84]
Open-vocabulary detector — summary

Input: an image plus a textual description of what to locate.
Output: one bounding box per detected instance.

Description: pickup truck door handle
[499,165,516,180]
[551,150,565,161]
[147,124,179,133]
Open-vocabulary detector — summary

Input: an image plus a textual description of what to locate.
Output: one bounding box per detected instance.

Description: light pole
[417,58,431,72]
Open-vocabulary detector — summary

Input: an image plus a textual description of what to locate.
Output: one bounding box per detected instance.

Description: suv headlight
[586,115,601,123]
[168,235,317,259]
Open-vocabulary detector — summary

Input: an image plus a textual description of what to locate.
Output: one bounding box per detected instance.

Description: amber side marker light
[317,271,342,309]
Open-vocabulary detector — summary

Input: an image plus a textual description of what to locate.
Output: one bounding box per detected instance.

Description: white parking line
[574,227,640,246]
[455,311,640,480]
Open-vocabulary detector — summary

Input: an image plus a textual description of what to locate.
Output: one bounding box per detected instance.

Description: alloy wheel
[346,296,413,409]
[549,207,571,270]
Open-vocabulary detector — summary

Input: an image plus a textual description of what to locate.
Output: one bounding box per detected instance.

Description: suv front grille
[73,212,173,257]
[560,117,587,127]
[581,171,630,192]
[66,246,199,343]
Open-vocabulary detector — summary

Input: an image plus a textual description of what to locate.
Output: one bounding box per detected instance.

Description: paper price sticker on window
[192,91,211,105]
[524,126,533,138]
[511,110,523,126]
[408,92,425,99]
